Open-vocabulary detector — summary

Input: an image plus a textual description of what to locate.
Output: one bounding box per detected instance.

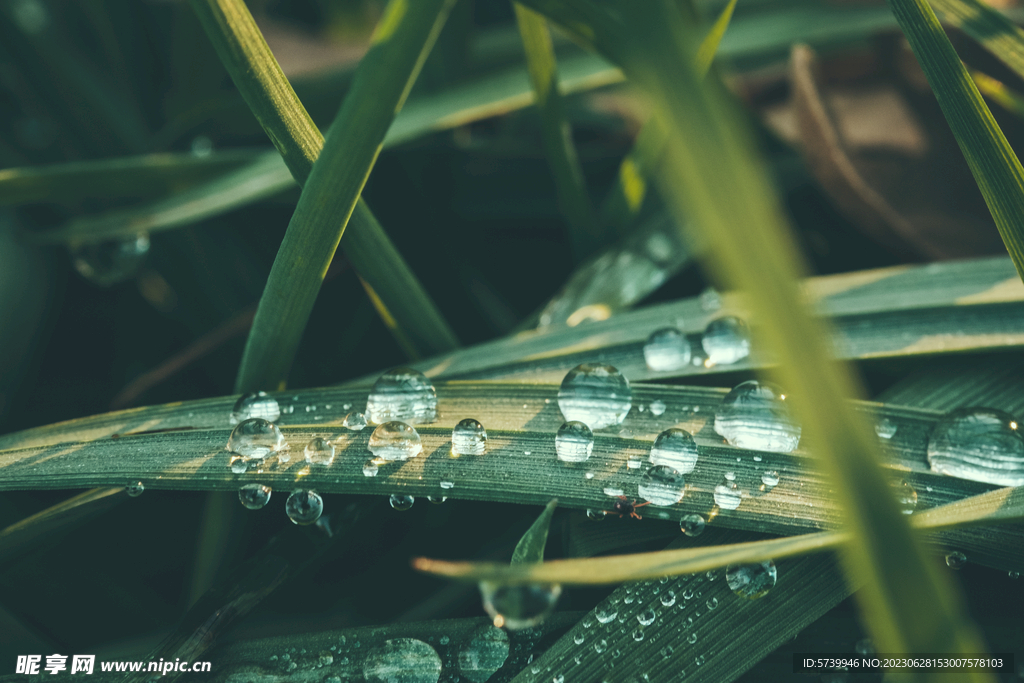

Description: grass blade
[890,0,1024,283]
[931,0,1024,80]
[512,499,558,564]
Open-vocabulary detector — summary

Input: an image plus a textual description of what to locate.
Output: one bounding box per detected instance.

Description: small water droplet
[594,639,608,654]
[649,399,667,417]
[363,459,380,477]
[363,639,441,683]
[343,411,368,431]
[945,551,967,569]
[555,421,594,463]
[649,428,698,474]
[714,478,742,510]
[1009,570,1020,579]
[637,609,656,626]
[927,407,1024,486]
[632,628,645,642]
[452,418,488,456]
[230,391,281,425]
[726,560,777,599]
[714,380,801,452]
[366,368,437,425]
[585,471,595,480]
[285,490,323,525]
[230,457,248,474]
[480,582,561,630]
[603,486,625,497]
[761,470,780,487]
[680,513,706,537]
[238,483,271,509]
[304,437,335,466]
[457,625,508,683]
[390,494,415,511]
[701,316,750,365]
[875,417,897,439]
[627,455,643,469]
[439,480,455,490]
[891,479,917,514]
[595,607,618,624]
[553,675,564,683]
[660,590,676,607]
[227,418,286,458]
[706,597,718,610]
[638,465,686,506]
[369,421,423,461]
[687,632,698,645]
[126,481,144,497]
[587,509,607,521]
[643,328,691,372]
[427,496,447,504]
[724,471,736,481]
[71,233,150,286]
[557,363,632,430]
[573,633,585,645]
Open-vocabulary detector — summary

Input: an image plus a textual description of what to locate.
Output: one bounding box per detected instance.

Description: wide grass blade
[889,0,1024,284]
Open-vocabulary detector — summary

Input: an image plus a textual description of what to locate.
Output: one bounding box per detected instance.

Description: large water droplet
[726,560,777,599]
[714,380,801,453]
[238,483,272,510]
[945,551,967,569]
[369,421,423,461]
[230,391,281,425]
[714,479,742,510]
[363,638,441,683]
[480,582,561,630]
[304,437,335,466]
[643,328,691,371]
[457,626,509,683]
[555,421,594,463]
[638,465,686,506]
[452,418,487,456]
[701,316,751,365]
[649,428,698,473]
[680,513,705,537]
[926,408,1024,486]
[285,490,323,525]
[126,481,144,498]
[390,494,415,511]
[366,368,438,425]
[70,234,150,286]
[343,411,368,431]
[557,363,632,430]
[227,418,285,459]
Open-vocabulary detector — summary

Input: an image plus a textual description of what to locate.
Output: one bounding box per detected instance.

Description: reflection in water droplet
[761,470,780,488]
[632,628,645,642]
[390,494,415,511]
[687,632,698,645]
[555,421,594,463]
[227,418,286,459]
[452,418,488,456]
[369,421,423,461]
[285,490,323,525]
[595,607,617,624]
[714,380,801,453]
[638,465,686,506]
[573,633,585,645]
[230,391,281,425]
[649,428,698,474]
[875,417,897,439]
[238,483,271,509]
[427,496,447,504]
[701,316,750,365]
[660,590,676,607]
[343,411,368,431]
[594,640,607,654]
[637,609,656,626]
[714,479,742,510]
[891,479,917,514]
[945,551,967,569]
[587,509,607,521]
[304,437,335,466]
[643,328,691,372]
[230,457,248,474]
[480,582,561,630]
[557,363,632,430]
[126,482,144,498]
[366,367,438,425]
[680,514,706,537]
[927,408,1024,486]
[726,560,777,599]
[362,638,441,683]
[650,400,667,417]
[363,459,380,477]
[71,233,150,286]
[627,455,643,469]
[706,597,718,610]
[457,626,508,683]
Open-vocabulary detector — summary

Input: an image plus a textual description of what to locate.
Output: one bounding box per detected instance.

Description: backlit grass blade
[930,0,1024,80]
[191,0,458,377]
[890,0,1024,284]
[514,3,600,257]
[512,499,558,564]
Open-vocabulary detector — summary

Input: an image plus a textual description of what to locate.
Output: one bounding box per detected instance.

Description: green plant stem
[191,0,458,384]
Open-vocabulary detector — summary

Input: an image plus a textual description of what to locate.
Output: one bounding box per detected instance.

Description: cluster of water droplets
[714,380,801,453]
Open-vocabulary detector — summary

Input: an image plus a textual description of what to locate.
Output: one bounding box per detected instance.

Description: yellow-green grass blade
[528,0,988,666]
[890,0,1024,284]
[512,499,558,564]
[190,0,457,372]
[972,70,1024,119]
[514,3,600,257]
[930,0,1024,81]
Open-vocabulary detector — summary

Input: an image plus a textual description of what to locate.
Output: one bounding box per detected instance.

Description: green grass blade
[890,0,1024,284]
[512,499,558,564]
[191,0,458,376]
[514,3,600,257]
[930,0,1024,79]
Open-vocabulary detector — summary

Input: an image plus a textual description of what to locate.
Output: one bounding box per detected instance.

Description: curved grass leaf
[512,499,559,565]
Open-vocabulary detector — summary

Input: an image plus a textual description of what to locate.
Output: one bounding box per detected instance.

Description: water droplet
[480,582,561,630]
[724,471,736,481]
[701,316,751,365]
[363,459,380,477]
[238,483,271,509]
[587,509,607,520]
[452,418,488,456]
[650,400,667,417]
[1009,571,1020,579]
[427,496,447,504]
[594,639,607,654]
[632,629,645,642]
[369,421,423,461]
[457,625,508,683]
[637,609,656,626]
[945,551,967,569]
[699,286,722,311]
[687,632,698,645]
[366,368,438,425]
[714,380,801,452]
[390,494,415,511]
[343,411,368,431]
[230,457,248,474]
[706,597,718,610]
[557,363,632,430]
[304,437,335,466]
[638,465,686,506]
[126,481,144,497]
[603,486,625,497]
[926,408,1024,486]
[227,418,286,459]
[363,638,441,683]
[555,421,594,463]
[680,514,706,537]
[694,654,705,666]
[875,417,897,439]
[573,633,585,645]
[230,391,281,425]
[595,607,618,624]
[627,455,643,469]
[285,490,323,525]
[713,478,742,510]
[761,470,780,487]
[585,471,595,480]
[891,479,917,514]
[71,233,150,286]
[649,428,698,474]
[726,560,777,599]
[643,328,691,372]
[660,591,676,607]
[439,480,454,491]
[553,675,564,683]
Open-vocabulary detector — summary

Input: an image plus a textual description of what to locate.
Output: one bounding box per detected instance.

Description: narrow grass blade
[930,0,1024,80]
[890,0,1024,284]
[972,70,1024,119]
[514,4,600,257]
[0,487,123,565]
[512,499,558,564]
